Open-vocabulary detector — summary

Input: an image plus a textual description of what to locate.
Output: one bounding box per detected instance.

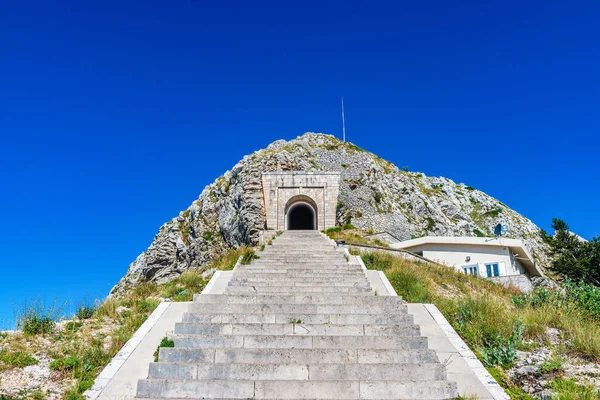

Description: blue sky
[1,0,598,327]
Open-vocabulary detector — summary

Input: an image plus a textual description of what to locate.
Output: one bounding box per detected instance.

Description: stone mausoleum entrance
[285,196,317,230]
[262,171,340,231]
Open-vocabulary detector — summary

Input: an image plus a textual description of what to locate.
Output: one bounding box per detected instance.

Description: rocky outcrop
[111,133,548,295]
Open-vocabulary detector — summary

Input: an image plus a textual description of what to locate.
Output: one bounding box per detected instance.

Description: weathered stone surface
[111,132,548,294]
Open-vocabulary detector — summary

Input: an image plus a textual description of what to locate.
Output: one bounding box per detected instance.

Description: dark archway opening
[287,203,316,230]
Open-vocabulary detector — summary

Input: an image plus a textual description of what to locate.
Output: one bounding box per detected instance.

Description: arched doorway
[285,196,318,230]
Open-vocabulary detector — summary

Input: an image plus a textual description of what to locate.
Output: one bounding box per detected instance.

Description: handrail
[363,231,403,243]
[340,242,447,267]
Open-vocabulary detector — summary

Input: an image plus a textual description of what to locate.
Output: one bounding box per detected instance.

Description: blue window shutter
[486,264,492,277]
[493,264,499,276]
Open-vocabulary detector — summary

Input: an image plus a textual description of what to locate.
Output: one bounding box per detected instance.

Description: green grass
[179,222,191,245]
[539,356,566,374]
[353,248,600,398]
[0,350,39,370]
[324,227,389,247]
[153,336,175,362]
[15,300,62,336]
[241,249,259,265]
[548,377,600,399]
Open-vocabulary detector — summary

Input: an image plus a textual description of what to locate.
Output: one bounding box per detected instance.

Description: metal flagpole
[341,97,346,142]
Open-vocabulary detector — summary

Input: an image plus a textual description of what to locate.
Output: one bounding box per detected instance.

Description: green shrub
[473,229,485,237]
[548,377,600,400]
[360,252,392,271]
[65,321,84,332]
[135,299,160,313]
[563,280,600,320]
[241,249,259,265]
[76,306,95,320]
[153,336,175,361]
[342,223,355,230]
[18,314,55,336]
[483,208,503,218]
[425,217,436,231]
[132,282,158,300]
[0,350,39,369]
[448,297,523,367]
[179,222,191,245]
[202,230,214,241]
[173,289,193,302]
[487,366,534,400]
[539,357,565,374]
[16,300,64,336]
[160,282,183,299]
[386,268,431,303]
[49,354,80,372]
[178,270,205,291]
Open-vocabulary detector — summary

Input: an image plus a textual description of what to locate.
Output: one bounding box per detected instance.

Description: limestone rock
[111,132,549,295]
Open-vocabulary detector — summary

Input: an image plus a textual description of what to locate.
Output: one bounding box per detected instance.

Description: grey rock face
[111,132,548,295]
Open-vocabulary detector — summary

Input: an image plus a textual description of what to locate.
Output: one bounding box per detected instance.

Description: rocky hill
[111,132,547,294]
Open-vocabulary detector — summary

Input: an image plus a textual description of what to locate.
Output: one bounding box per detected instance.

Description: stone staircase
[136,231,459,399]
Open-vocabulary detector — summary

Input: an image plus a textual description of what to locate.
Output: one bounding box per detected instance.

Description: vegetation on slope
[0,246,257,400]
[349,247,600,399]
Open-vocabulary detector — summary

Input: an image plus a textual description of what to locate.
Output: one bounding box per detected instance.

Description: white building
[390,236,543,289]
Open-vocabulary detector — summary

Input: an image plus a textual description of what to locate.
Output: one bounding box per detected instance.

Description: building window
[485,263,500,277]
[462,265,478,276]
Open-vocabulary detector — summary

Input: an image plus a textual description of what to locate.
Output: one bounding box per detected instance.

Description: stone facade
[262,171,341,231]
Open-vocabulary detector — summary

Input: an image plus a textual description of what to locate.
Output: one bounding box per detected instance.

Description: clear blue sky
[1,0,598,327]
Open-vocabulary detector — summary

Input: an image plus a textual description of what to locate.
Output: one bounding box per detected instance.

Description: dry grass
[352,248,600,398]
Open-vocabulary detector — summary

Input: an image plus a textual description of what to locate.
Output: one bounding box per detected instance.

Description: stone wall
[262,171,340,231]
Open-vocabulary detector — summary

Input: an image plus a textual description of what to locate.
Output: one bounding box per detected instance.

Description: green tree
[541,218,600,286]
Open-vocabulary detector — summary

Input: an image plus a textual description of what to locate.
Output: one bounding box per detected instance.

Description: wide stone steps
[148,362,447,381]
[135,230,458,399]
[225,286,374,294]
[173,334,429,349]
[229,275,369,286]
[186,303,408,315]
[192,294,405,305]
[174,323,420,336]
[181,313,413,325]
[137,379,458,399]
[158,347,440,364]
[229,278,371,290]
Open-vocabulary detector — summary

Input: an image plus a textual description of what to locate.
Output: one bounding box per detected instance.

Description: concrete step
[148,362,447,381]
[173,323,420,336]
[137,379,458,399]
[240,265,361,270]
[173,334,429,349]
[192,294,406,305]
[229,276,368,282]
[227,281,370,288]
[181,313,413,325]
[234,268,364,273]
[224,287,374,294]
[158,348,439,364]
[186,303,408,315]
[231,272,366,278]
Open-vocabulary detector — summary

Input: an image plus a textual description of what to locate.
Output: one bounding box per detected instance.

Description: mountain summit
[112,132,546,294]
